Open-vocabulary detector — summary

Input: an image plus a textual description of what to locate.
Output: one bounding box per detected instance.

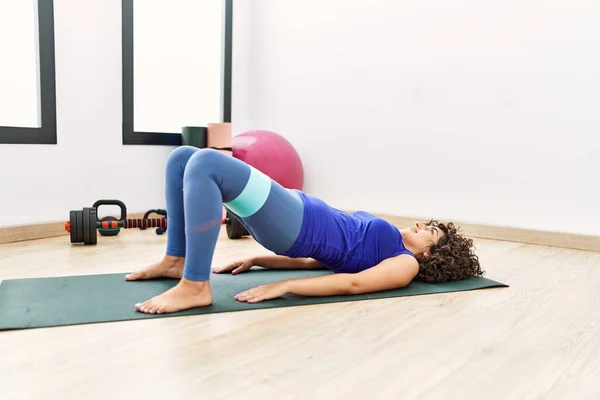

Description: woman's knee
[183,148,229,179]
[166,145,199,172]
[183,148,252,201]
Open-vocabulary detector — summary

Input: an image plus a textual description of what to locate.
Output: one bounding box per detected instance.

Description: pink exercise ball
[232,130,304,190]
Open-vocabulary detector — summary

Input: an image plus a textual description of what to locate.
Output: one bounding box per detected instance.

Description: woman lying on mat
[126,147,483,314]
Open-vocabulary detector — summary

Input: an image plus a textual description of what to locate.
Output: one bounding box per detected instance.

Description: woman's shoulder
[367,218,416,258]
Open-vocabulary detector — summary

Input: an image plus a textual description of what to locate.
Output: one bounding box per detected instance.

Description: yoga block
[207,123,232,154]
[181,126,208,148]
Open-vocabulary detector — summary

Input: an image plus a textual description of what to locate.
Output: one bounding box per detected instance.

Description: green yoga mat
[0,269,507,330]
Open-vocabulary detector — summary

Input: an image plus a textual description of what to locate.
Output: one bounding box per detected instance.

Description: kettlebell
[93,199,127,237]
[98,216,121,236]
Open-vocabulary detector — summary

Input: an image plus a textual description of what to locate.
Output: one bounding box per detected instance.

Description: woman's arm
[234,254,419,302]
[213,255,324,275]
[254,255,324,270]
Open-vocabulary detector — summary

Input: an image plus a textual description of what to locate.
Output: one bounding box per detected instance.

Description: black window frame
[121,0,233,146]
[0,0,57,145]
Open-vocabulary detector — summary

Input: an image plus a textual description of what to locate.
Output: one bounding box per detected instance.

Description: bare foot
[125,255,185,281]
[135,279,213,314]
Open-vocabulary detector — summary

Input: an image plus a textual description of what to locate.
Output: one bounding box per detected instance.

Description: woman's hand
[213,255,323,274]
[235,281,289,303]
[212,258,255,275]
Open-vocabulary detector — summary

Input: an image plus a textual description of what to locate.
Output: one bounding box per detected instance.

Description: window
[122,0,233,145]
[0,0,57,145]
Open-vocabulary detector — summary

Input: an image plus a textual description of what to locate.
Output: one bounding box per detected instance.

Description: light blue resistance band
[224,166,272,217]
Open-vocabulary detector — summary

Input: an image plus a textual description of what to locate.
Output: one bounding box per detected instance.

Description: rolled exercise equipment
[64,200,167,245]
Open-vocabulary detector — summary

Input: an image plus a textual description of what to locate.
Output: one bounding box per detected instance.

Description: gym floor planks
[1,228,599,400]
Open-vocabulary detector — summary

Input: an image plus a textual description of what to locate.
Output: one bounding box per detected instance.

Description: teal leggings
[165,146,305,281]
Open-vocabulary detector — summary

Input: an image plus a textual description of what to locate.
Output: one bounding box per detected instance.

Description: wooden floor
[1,227,599,400]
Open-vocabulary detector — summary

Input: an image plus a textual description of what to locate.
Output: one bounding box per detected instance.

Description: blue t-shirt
[283,191,415,273]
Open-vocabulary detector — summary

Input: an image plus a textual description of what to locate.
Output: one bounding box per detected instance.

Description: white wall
[0,0,253,228]
[2,0,598,237]
[246,0,600,236]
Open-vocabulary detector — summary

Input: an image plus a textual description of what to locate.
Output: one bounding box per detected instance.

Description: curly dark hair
[416,219,484,284]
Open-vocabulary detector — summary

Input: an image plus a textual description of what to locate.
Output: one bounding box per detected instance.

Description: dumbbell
[65,199,167,245]
[225,210,250,239]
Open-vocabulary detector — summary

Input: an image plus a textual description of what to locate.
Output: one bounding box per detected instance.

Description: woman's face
[402,221,445,256]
